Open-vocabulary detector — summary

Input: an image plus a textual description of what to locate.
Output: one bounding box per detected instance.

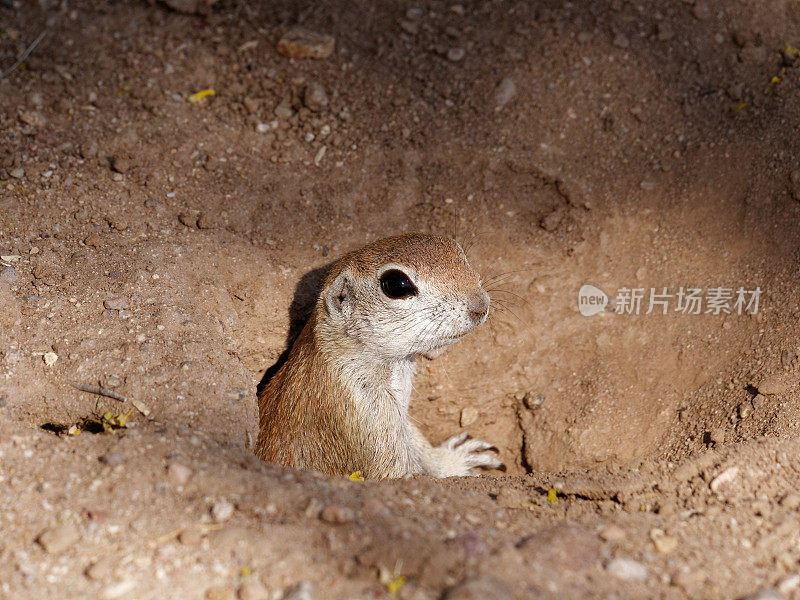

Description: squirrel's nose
[468,291,490,324]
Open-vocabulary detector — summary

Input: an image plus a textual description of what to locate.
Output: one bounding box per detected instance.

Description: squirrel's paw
[430,432,503,477]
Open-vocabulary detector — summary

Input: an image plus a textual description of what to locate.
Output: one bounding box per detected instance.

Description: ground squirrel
[255,234,502,479]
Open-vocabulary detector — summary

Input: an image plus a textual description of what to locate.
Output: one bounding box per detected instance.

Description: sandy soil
[1,0,800,598]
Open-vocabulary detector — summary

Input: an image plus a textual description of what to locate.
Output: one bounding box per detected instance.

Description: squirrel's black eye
[380,269,418,299]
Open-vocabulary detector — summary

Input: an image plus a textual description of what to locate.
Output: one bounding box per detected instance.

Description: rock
[709,466,739,493]
[205,586,235,600]
[0,267,18,283]
[104,297,130,311]
[101,580,137,600]
[160,0,218,14]
[9,167,25,179]
[599,524,627,542]
[649,528,677,554]
[780,493,800,510]
[178,212,199,228]
[178,528,202,546]
[99,451,127,466]
[320,504,355,524]
[303,82,329,112]
[691,1,712,20]
[778,575,800,595]
[81,140,99,158]
[444,576,514,600]
[740,44,768,64]
[110,155,131,174]
[37,524,80,554]
[540,210,563,232]
[492,78,517,110]
[277,27,335,59]
[741,590,785,600]
[399,19,419,35]
[613,33,630,49]
[671,569,707,592]
[20,110,47,128]
[84,233,103,248]
[238,579,269,600]
[211,499,235,522]
[86,555,117,581]
[460,407,478,427]
[727,82,745,100]
[738,403,752,419]
[605,558,648,581]
[518,523,600,572]
[197,213,214,229]
[523,392,545,409]
[283,581,314,600]
[447,47,466,62]
[656,22,675,41]
[789,169,800,201]
[758,374,790,395]
[709,427,725,445]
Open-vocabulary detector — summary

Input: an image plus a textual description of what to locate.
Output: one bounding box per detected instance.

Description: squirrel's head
[318,234,489,360]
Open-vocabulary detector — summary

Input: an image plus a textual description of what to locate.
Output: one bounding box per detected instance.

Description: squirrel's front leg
[410,425,503,478]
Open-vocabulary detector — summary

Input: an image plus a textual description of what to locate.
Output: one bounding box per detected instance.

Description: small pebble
[319,504,355,524]
[9,167,25,179]
[102,580,137,600]
[599,524,626,542]
[460,407,478,427]
[492,78,517,110]
[37,524,80,554]
[86,555,117,581]
[709,466,739,493]
[649,528,677,554]
[178,212,199,228]
[238,579,269,600]
[0,267,18,283]
[99,451,127,467]
[211,499,235,522]
[277,27,335,59]
[780,493,800,510]
[110,156,130,174]
[167,462,192,487]
[778,575,800,595]
[43,351,58,366]
[178,528,202,546]
[303,82,329,112]
[104,297,130,311]
[605,558,648,581]
[741,590,785,600]
[612,33,630,49]
[758,374,790,395]
[447,47,466,62]
[691,1,711,20]
[399,19,419,35]
[540,210,563,232]
[283,581,314,600]
[205,586,235,600]
[709,427,725,446]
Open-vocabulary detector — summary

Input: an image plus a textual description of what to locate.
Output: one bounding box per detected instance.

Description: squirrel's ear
[325,270,353,318]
